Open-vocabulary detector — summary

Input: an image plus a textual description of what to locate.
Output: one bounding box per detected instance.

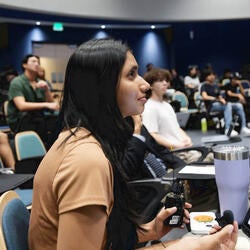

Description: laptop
[176,112,190,128]
[201,118,237,144]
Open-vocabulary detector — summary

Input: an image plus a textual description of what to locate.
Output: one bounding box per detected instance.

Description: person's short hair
[200,68,215,82]
[143,68,171,85]
[21,54,40,71]
[231,72,242,80]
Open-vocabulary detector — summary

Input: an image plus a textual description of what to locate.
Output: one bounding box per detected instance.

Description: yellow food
[193,215,214,222]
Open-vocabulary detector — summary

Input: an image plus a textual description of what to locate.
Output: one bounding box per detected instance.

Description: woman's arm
[57,205,107,250]
[137,203,191,243]
[137,221,238,250]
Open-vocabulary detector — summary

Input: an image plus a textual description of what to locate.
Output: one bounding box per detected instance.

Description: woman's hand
[137,202,192,243]
[137,221,238,250]
[199,221,238,250]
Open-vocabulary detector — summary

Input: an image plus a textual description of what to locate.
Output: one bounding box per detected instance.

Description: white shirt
[184,76,200,88]
[142,99,184,145]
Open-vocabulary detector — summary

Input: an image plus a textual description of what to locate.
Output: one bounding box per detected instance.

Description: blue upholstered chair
[14,189,33,209]
[0,190,30,250]
[15,131,46,161]
[172,91,198,113]
[14,131,47,174]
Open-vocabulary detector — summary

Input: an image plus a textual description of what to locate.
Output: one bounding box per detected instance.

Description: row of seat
[170,90,226,133]
[171,80,250,113]
[0,131,47,225]
[0,130,46,172]
[0,190,29,250]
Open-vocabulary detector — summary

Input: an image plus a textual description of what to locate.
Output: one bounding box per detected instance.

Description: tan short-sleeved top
[28,128,114,250]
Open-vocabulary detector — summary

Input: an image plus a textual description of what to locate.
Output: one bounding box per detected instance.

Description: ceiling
[0,0,250,24]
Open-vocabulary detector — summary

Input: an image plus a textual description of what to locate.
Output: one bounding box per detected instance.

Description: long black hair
[60,38,138,249]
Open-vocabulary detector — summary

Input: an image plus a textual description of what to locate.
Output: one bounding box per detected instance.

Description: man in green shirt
[7,54,59,146]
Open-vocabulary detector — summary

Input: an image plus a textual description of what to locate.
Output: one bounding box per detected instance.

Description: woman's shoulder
[59,128,99,144]
[57,128,108,166]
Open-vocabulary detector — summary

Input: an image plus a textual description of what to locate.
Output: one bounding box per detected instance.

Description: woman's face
[117,52,150,117]
[190,67,197,76]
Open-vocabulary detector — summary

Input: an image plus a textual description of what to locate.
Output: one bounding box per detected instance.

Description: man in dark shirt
[124,115,218,214]
[7,54,59,146]
[200,68,239,137]
[123,115,185,181]
[225,73,250,136]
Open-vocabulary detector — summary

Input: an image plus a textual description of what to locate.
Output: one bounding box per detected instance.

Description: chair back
[0,190,30,250]
[172,91,189,110]
[241,80,250,89]
[15,131,47,161]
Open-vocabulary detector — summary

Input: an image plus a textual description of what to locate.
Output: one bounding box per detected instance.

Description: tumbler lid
[213,145,249,160]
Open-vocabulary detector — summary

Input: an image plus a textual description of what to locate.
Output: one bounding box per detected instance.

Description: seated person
[37,66,54,91]
[184,65,200,108]
[125,115,218,213]
[200,68,248,137]
[124,115,185,181]
[170,68,185,94]
[29,38,238,250]
[7,54,59,146]
[225,72,250,136]
[0,67,18,105]
[142,68,202,163]
[218,68,232,90]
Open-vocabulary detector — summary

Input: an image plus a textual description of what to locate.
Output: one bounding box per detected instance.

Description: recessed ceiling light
[151,25,156,29]
[36,21,41,26]
[101,25,106,29]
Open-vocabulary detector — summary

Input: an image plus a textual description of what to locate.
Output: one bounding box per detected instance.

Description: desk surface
[164,166,215,180]
[236,230,250,250]
[0,174,34,194]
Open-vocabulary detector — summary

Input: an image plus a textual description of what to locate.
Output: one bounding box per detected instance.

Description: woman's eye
[129,70,136,78]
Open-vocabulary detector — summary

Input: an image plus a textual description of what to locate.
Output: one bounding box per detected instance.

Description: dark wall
[1,19,250,78]
[171,20,250,77]
[0,23,169,76]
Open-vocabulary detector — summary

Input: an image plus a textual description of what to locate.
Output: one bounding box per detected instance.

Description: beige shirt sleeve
[53,142,114,216]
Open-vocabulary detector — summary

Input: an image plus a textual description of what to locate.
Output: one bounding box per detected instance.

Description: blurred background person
[37,66,53,91]
[170,68,185,93]
[184,65,200,108]
[7,54,59,147]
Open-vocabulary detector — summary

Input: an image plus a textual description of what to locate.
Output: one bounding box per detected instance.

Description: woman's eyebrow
[130,65,138,71]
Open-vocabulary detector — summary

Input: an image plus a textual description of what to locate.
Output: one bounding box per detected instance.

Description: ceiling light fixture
[36,21,41,26]
[151,25,156,29]
[101,25,106,29]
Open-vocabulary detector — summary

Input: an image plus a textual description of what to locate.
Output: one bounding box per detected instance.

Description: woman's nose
[140,78,150,92]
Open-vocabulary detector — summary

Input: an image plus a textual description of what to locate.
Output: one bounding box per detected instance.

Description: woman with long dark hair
[29,39,237,250]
